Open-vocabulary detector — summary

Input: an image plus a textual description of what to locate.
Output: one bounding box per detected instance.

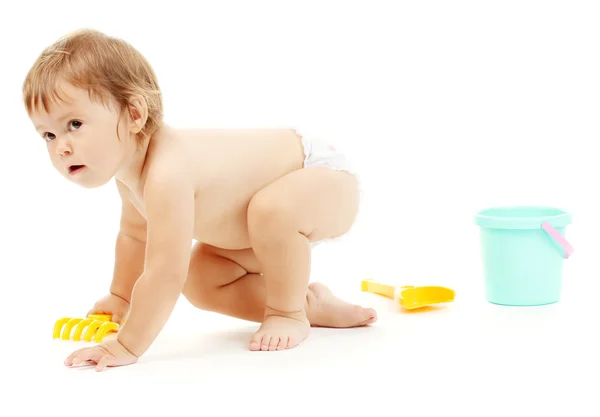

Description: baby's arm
[109,180,147,303]
[115,167,195,357]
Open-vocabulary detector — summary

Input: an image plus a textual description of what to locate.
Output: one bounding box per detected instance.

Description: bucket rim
[474,205,572,229]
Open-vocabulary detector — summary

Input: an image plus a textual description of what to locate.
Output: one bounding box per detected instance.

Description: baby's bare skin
[29,83,376,356]
[126,126,307,250]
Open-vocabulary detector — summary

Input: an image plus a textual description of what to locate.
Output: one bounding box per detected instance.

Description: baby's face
[28,83,134,188]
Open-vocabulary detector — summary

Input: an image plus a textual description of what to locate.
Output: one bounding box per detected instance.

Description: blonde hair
[22,28,163,142]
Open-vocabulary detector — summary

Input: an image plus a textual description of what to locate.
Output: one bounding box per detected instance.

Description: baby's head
[23,28,163,188]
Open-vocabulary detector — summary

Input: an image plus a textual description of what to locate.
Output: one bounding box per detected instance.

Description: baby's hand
[87,293,130,324]
[64,339,138,371]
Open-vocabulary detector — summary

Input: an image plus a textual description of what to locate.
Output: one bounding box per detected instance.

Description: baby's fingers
[109,312,123,324]
[64,347,87,366]
[95,355,113,372]
[65,347,106,367]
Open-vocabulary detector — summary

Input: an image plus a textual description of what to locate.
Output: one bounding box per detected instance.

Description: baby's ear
[127,95,148,134]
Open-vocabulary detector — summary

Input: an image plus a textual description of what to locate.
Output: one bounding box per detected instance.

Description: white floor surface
[5,235,598,417]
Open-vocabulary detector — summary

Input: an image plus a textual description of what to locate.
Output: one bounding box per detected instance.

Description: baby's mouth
[68,165,86,174]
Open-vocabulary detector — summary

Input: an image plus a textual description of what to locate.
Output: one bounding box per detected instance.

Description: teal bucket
[474,206,573,306]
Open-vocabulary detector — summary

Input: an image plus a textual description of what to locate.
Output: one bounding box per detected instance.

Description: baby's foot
[249,308,310,351]
[248,283,377,351]
[306,282,377,328]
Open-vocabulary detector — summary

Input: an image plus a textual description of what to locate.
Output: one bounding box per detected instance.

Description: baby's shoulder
[142,138,196,198]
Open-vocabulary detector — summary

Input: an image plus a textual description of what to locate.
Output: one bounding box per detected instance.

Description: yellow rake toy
[361,278,455,310]
[53,314,120,342]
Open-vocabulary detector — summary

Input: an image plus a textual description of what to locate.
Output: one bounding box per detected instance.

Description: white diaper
[297,133,362,248]
[300,134,357,175]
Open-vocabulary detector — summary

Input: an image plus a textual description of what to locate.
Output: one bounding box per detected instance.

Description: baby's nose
[56,138,73,156]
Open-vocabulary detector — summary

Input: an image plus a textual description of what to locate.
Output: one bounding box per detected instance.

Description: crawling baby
[23,28,377,371]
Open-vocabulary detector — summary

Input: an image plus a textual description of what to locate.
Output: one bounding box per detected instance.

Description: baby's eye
[43,132,56,142]
[68,120,82,131]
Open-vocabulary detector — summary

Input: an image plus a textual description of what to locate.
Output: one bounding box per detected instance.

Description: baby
[23,29,377,371]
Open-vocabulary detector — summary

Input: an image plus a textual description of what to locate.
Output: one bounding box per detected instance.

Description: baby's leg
[246,167,361,351]
[182,243,264,321]
[182,243,377,329]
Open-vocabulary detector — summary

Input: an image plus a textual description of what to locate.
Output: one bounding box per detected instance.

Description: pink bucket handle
[541,222,574,259]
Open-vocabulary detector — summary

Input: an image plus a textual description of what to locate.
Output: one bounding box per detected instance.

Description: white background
[1,1,599,416]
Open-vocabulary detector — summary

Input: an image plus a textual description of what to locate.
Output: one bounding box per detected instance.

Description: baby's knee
[247,193,296,237]
[182,245,220,310]
[182,278,215,311]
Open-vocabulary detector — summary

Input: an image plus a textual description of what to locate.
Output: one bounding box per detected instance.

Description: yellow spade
[361,278,455,310]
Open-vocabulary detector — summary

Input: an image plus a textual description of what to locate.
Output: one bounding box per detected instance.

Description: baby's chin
[63,170,112,189]
[77,181,108,189]
[78,177,113,189]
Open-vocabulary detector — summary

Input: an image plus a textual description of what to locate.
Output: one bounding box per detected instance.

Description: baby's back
[163,128,305,249]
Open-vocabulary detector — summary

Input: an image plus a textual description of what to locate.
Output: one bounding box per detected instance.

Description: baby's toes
[260,335,272,351]
[268,337,280,351]
[277,337,289,350]
[249,331,264,351]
